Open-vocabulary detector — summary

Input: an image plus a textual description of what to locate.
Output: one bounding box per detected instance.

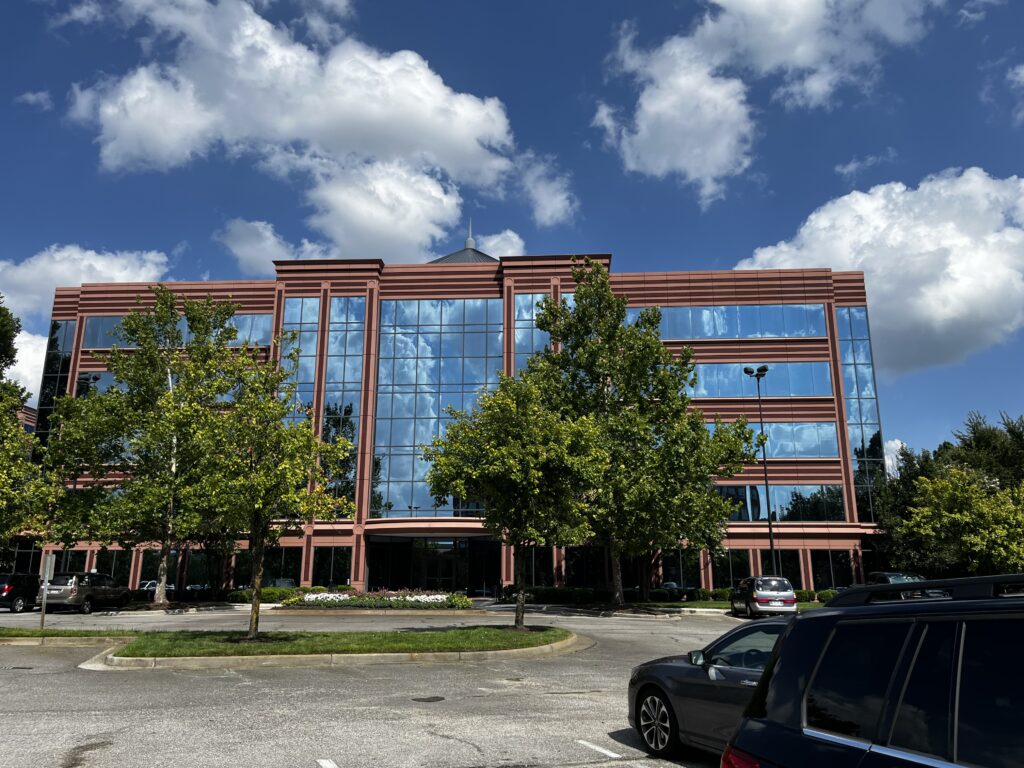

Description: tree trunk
[247,532,265,640]
[609,539,624,606]
[513,542,526,631]
[154,546,170,607]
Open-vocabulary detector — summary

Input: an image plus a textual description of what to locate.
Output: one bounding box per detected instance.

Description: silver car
[39,572,130,614]
[729,576,797,617]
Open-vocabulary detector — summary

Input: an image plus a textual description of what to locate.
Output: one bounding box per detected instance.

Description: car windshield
[755,577,792,592]
[889,574,924,583]
[49,575,76,586]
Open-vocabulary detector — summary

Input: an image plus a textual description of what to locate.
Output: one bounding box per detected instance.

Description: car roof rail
[826,573,1024,607]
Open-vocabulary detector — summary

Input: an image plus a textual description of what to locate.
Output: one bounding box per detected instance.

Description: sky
[2,0,1024,459]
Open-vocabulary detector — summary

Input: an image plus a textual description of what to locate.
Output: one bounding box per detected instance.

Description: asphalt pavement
[0,606,742,768]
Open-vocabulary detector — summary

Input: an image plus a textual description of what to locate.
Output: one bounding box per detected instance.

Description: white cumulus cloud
[216,219,335,277]
[596,1,942,204]
[736,167,1024,375]
[64,0,560,259]
[835,147,898,182]
[884,438,908,475]
[11,332,49,407]
[477,229,525,257]
[0,244,169,320]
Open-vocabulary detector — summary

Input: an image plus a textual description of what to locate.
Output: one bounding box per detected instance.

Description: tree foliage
[424,373,607,628]
[529,259,755,603]
[887,467,1024,577]
[201,334,354,639]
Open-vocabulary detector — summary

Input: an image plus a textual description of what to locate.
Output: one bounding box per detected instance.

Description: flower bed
[281,590,474,610]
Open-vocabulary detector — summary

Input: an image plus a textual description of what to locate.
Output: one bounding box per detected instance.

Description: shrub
[690,588,713,602]
[711,588,732,601]
[795,589,817,603]
[647,588,670,602]
[816,589,838,603]
[226,586,301,603]
[283,590,474,610]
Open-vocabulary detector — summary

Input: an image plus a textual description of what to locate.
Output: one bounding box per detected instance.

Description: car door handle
[740,680,758,687]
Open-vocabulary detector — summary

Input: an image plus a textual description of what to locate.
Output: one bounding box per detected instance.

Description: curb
[268,608,487,617]
[487,605,732,618]
[0,636,134,647]
[80,632,589,671]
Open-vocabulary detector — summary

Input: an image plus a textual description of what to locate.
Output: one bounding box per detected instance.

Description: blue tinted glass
[465,298,486,324]
[396,300,418,326]
[344,356,362,383]
[806,305,826,336]
[250,314,273,345]
[393,358,416,385]
[346,331,362,356]
[419,300,441,326]
[441,332,462,357]
[300,297,320,324]
[792,423,819,457]
[692,307,714,338]
[842,364,858,398]
[515,294,536,320]
[835,307,852,339]
[380,301,397,326]
[487,330,502,356]
[329,297,347,324]
[624,308,641,327]
[856,363,876,398]
[418,333,440,358]
[859,398,879,424]
[692,364,713,397]
[327,331,346,356]
[662,307,691,338]
[783,304,807,337]
[846,398,861,424]
[760,305,786,337]
[83,316,125,349]
[840,340,856,365]
[717,306,738,338]
[464,333,486,357]
[441,299,463,325]
[766,423,792,458]
[718,364,744,397]
[854,340,872,364]
[378,333,394,359]
[394,332,416,358]
[849,306,869,339]
[766,363,791,397]
[440,357,462,384]
[818,423,839,456]
[486,298,503,324]
[811,362,832,396]
[283,298,303,324]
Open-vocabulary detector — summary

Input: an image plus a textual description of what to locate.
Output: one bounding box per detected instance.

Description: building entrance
[367,536,500,595]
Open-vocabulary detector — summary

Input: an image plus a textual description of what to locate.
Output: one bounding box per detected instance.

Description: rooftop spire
[465,218,476,250]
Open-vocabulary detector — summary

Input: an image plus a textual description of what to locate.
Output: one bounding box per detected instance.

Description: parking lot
[0,608,739,768]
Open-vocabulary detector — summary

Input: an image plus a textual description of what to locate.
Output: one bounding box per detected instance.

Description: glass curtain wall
[716,484,845,522]
[836,306,884,521]
[626,304,827,339]
[312,546,352,588]
[34,319,77,447]
[708,421,839,458]
[692,362,832,398]
[321,296,365,503]
[372,298,503,518]
[514,293,550,371]
[281,297,321,423]
[810,549,854,590]
[759,549,803,588]
[712,549,751,589]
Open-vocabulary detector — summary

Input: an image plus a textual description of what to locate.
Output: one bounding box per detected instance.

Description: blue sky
[2,0,1024,457]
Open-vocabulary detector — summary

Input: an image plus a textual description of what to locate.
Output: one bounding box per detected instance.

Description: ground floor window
[367,537,500,595]
[312,546,352,588]
[759,549,803,589]
[94,548,131,586]
[519,545,554,588]
[713,549,751,589]
[140,550,179,587]
[810,549,853,590]
[661,548,701,589]
[564,545,608,588]
[1,538,41,574]
[54,548,88,574]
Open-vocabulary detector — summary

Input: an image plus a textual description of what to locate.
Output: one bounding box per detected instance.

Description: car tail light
[782,598,796,604]
[70,581,78,597]
[1,584,10,596]
[721,745,760,768]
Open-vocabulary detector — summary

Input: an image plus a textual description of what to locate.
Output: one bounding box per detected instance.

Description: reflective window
[890,622,957,761]
[957,618,1024,768]
[718,484,845,522]
[322,296,365,504]
[837,306,884,522]
[629,303,826,339]
[810,550,853,590]
[712,548,751,589]
[514,293,549,371]
[373,297,503,518]
[708,623,784,670]
[74,370,122,396]
[759,549,803,588]
[691,362,832,398]
[805,621,910,739]
[312,546,352,588]
[746,422,840,459]
[282,297,321,423]
[34,319,77,447]
[82,316,127,349]
[227,314,273,346]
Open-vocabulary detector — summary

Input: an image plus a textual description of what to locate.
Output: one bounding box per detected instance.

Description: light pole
[744,364,778,577]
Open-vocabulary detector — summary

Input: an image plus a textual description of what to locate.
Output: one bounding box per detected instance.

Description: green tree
[946,411,1024,490]
[531,259,756,603]
[424,373,607,629]
[202,337,354,639]
[0,295,58,560]
[45,286,239,606]
[888,466,1024,577]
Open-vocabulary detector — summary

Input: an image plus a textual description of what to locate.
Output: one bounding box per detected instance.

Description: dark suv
[0,573,40,613]
[724,574,1024,768]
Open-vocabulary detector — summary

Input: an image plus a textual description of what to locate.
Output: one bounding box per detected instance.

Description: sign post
[39,553,55,632]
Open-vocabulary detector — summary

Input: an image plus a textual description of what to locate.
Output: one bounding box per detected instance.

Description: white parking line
[316,760,339,768]
[576,740,622,759]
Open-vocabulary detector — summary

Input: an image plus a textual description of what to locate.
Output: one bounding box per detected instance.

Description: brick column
[300,525,314,587]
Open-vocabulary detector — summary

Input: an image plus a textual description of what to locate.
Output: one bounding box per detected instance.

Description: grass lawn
[0,627,139,638]
[647,601,823,612]
[114,626,572,658]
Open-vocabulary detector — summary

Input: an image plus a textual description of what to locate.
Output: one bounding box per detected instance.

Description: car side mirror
[688,650,705,667]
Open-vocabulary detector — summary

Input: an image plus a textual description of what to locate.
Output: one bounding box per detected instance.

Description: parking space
[0,610,732,767]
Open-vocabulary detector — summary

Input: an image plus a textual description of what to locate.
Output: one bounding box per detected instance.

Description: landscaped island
[279,590,474,610]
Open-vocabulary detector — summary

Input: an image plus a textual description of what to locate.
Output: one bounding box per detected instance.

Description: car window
[957,618,1024,768]
[889,622,957,760]
[755,577,791,592]
[50,574,75,586]
[708,624,783,670]
[805,621,910,740]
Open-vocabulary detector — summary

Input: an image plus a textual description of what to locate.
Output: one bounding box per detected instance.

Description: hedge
[795,590,817,603]
[816,589,838,603]
[226,585,339,604]
[281,591,474,610]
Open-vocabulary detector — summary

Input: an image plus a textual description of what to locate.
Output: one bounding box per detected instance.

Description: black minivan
[725,574,1024,768]
[0,573,40,613]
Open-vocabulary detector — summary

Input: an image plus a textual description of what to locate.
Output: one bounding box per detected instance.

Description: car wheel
[79,598,93,615]
[636,688,680,758]
[11,597,26,613]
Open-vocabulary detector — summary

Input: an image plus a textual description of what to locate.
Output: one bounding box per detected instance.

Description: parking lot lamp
[744,364,778,577]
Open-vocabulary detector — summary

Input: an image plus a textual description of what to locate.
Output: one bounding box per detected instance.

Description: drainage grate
[411,696,445,703]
